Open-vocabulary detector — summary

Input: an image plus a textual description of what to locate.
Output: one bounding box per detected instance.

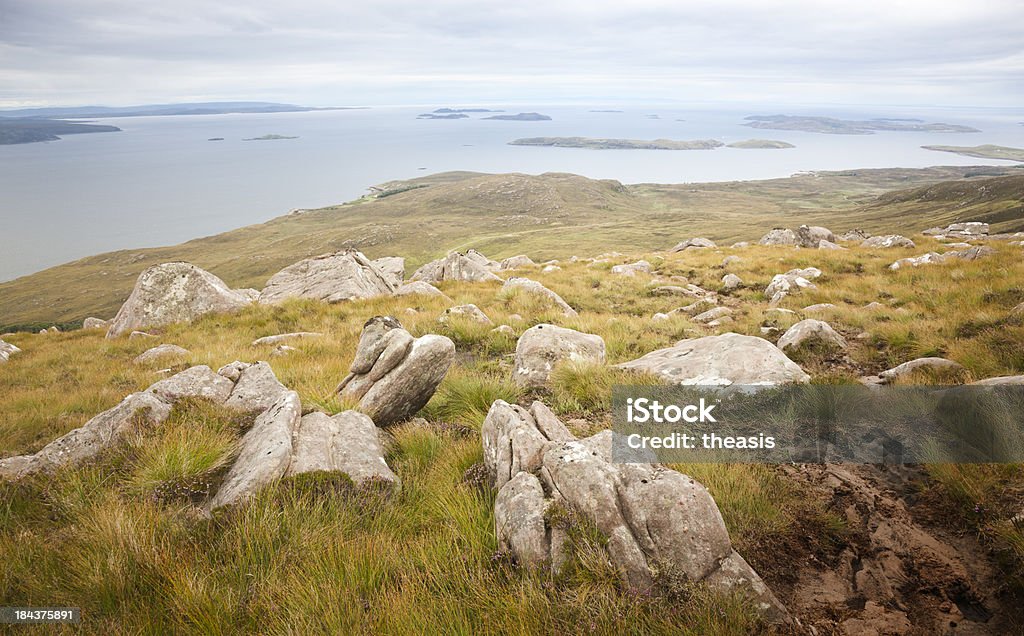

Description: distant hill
[1,165,1021,328]
[0,102,359,120]
[483,112,552,121]
[0,118,121,145]
[745,115,980,135]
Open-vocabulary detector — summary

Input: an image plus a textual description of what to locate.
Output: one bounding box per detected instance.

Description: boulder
[439,304,493,325]
[0,339,20,363]
[513,324,607,387]
[611,260,651,276]
[494,472,550,567]
[861,235,915,249]
[879,357,964,384]
[971,375,1024,386]
[945,222,989,237]
[692,306,733,324]
[796,225,835,248]
[260,250,395,304]
[372,256,406,287]
[337,317,455,426]
[542,264,561,273]
[133,344,190,365]
[411,251,503,283]
[889,246,995,270]
[287,410,398,484]
[34,392,173,470]
[721,255,742,268]
[83,317,108,329]
[501,278,578,317]
[482,400,575,490]
[671,237,716,252]
[464,249,502,271]
[889,252,943,270]
[731,242,750,248]
[252,332,322,347]
[764,267,821,305]
[616,333,810,386]
[393,281,450,300]
[500,255,536,270]
[777,319,847,353]
[802,303,836,313]
[759,228,798,246]
[838,229,870,241]
[492,325,516,337]
[818,240,846,250]
[145,365,235,404]
[217,360,251,383]
[106,262,253,338]
[209,391,302,509]
[129,331,157,340]
[721,273,743,291]
[0,455,38,481]
[224,361,290,412]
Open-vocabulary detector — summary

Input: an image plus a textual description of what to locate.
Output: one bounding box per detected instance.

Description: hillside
[1,165,1022,330]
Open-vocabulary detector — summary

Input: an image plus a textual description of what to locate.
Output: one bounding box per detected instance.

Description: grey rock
[145,365,235,404]
[439,304,493,325]
[611,260,652,276]
[818,240,846,250]
[946,222,989,236]
[721,255,742,268]
[777,319,847,352]
[721,273,743,291]
[83,317,108,329]
[692,306,733,324]
[129,331,157,340]
[260,250,395,304]
[671,237,716,251]
[217,360,251,382]
[106,262,253,338]
[861,235,915,249]
[411,251,503,283]
[224,361,290,412]
[759,228,798,246]
[393,281,450,300]
[889,252,944,270]
[0,339,21,363]
[209,391,302,509]
[494,472,550,567]
[0,455,39,481]
[731,241,750,248]
[251,332,322,346]
[616,332,810,387]
[371,256,406,287]
[879,357,964,383]
[514,324,606,387]
[542,264,561,272]
[482,400,575,490]
[287,410,398,484]
[838,229,870,241]
[803,303,836,313]
[796,225,835,248]
[500,255,536,270]
[501,277,578,317]
[703,550,790,624]
[764,267,821,305]
[492,325,516,337]
[133,344,190,365]
[337,317,455,426]
[970,375,1024,386]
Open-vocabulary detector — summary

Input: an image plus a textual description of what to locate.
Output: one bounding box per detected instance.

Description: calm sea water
[1,104,1021,281]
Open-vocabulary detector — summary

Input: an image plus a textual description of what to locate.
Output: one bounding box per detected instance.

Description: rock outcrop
[482,400,788,623]
[500,255,535,270]
[260,250,395,304]
[513,324,606,387]
[611,260,651,276]
[796,225,835,248]
[372,256,405,287]
[617,333,810,386]
[411,251,503,283]
[439,304,493,325]
[106,262,254,338]
[501,278,578,317]
[671,237,716,251]
[861,235,915,249]
[889,246,995,270]
[764,267,821,305]
[287,410,398,484]
[336,316,455,426]
[759,228,798,246]
[878,357,965,384]
[146,365,235,404]
[224,361,291,412]
[776,319,847,353]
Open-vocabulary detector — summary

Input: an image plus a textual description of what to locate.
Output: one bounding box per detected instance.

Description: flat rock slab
[879,357,964,383]
[393,281,450,300]
[251,332,322,346]
[224,361,290,412]
[616,332,809,386]
[287,410,398,484]
[146,365,235,404]
[133,344,190,365]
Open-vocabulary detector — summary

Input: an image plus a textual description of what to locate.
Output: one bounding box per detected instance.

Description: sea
[1,104,1021,282]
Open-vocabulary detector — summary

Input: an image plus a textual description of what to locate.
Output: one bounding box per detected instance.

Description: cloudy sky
[1,0,1021,108]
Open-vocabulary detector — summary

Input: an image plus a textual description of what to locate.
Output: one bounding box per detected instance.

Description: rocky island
[726,139,795,149]
[0,118,121,145]
[242,134,299,141]
[417,113,470,119]
[921,144,1024,162]
[483,112,552,121]
[509,136,723,150]
[745,114,980,135]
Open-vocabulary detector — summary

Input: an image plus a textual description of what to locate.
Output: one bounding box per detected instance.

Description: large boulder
[671,237,716,252]
[759,228,798,246]
[83,317,109,329]
[224,361,290,412]
[501,278,578,317]
[514,324,606,387]
[393,281,450,300]
[260,250,395,304]
[879,357,964,384]
[439,304,493,325]
[287,410,398,484]
[209,391,302,509]
[411,251,503,283]
[0,339,20,363]
[945,222,989,237]
[482,400,577,490]
[611,260,652,276]
[776,319,847,353]
[500,255,536,270]
[145,365,235,404]
[616,332,810,386]
[796,225,835,248]
[861,235,915,249]
[764,267,821,305]
[337,316,455,426]
[106,262,253,338]
[372,256,405,287]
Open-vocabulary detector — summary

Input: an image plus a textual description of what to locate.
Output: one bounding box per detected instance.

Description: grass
[1,229,1023,633]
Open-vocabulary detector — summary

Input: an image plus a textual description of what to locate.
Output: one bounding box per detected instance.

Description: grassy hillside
[1,239,1023,633]
[2,165,1021,330]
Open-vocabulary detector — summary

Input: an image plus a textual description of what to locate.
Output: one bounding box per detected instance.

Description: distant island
[417,113,469,120]
[0,101,359,120]
[590,109,623,113]
[726,139,795,149]
[509,137,723,150]
[0,118,121,145]
[242,134,298,141]
[433,108,503,113]
[207,137,225,141]
[921,144,1024,162]
[483,112,552,121]
[744,115,980,135]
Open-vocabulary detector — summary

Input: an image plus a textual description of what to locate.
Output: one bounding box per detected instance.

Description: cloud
[0,0,1021,107]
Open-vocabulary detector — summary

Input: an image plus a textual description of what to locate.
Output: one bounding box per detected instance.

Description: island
[921,144,1024,162]
[0,101,360,120]
[417,113,469,119]
[0,118,121,145]
[207,137,225,141]
[483,112,552,121]
[726,139,795,149]
[433,108,503,113]
[242,134,298,141]
[509,137,723,150]
[744,115,980,135]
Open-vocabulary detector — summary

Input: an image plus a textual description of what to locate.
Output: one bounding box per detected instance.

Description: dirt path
[776,464,1020,635]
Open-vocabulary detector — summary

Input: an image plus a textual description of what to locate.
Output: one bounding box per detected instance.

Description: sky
[1,0,1022,109]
